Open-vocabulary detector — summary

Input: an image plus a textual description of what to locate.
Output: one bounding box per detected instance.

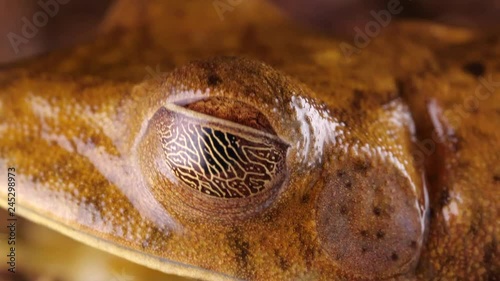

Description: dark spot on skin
[376,230,385,239]
[345,180,352,189]
[294,225,315,269]
[354,160,371,174]
[336,170,345,177]
[351,89,364,110]
[373,206,382,216]
[391,252,399,261]
[90,135,101,146]
[439,189,451,207]
[483,239,496,265]
[493,175,500,183]
[275,250,290,271]
[260,208,279,224]
[410,240,417,249]
[340,205,348,215]
[207,73,222,86]
[304,248,315,269]
[361,246,368,254]
[360,230,368,237]
[279,257,290,271]
[463,61,486,77]
[483,239,498,280]
[228,229,251,272]
[301,194,310,204]
[236,241,250,263]
[469,225,478,235]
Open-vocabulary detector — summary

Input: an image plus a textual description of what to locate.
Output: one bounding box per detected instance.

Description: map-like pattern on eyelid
[156,109,288,198]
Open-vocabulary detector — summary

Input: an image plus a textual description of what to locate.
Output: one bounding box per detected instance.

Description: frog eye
[316,159,426,279]
[138,97,289,222]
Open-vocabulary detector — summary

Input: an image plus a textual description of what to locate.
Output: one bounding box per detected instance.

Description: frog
[0,0,498,280]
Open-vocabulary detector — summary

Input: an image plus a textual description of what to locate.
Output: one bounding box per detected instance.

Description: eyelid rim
[162,103,289,146]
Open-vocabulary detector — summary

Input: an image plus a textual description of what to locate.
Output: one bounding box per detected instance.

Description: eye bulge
[133,57,427,278]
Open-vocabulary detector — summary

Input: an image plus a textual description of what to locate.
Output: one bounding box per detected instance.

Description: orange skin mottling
[0,0,498,280]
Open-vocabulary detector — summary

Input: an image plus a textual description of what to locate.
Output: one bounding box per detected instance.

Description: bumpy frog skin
[0,0,498,280]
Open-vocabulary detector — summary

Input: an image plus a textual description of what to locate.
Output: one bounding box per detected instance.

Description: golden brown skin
[401,37,500,279]
[0,0,498,280]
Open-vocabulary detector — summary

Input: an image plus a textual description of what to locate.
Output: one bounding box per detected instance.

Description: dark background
[1,0,499,64]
